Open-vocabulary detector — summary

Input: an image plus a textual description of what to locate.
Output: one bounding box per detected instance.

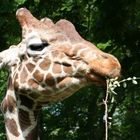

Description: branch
[103,79,110,140]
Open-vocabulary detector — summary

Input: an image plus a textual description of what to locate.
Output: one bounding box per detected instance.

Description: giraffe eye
[29,41,49,51]
[29,44,44,51]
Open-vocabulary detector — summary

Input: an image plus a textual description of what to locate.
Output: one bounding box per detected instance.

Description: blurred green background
[0,0,140,140]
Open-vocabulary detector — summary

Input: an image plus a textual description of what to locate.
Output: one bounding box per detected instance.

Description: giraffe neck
[1,77,40,140]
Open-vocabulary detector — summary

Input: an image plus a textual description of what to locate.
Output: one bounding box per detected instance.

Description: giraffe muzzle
[89,52,121,79]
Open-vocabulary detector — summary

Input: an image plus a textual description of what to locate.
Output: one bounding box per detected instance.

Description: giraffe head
[15,8,121,79]
[0,8,121,105]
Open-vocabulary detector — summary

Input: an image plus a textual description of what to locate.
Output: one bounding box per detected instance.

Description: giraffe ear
[55,19,84,43]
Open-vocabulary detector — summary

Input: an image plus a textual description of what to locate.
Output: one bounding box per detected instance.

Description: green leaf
[15,0,26,5]
[97,40,111,50]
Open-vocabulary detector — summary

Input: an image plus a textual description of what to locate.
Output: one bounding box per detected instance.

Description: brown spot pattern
[1,99,7,113]
[19,95,34,109]
[26,63,35,72]
[28,79,39,89]
[33,70,44,82]
[39,58,51,70]
[1,95,16,113]
[45,73,55,86]
[19,109,31,131]
[52,63,62,74]
[57,77,72,88]
[56,77,64,83]
[6,118,20,137]
[20,67,28,83]
[63,65,73,74]
[14,74,19,90]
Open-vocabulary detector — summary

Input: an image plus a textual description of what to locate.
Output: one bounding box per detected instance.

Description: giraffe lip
[95,73,107,84]
[91,65,121,81]
[87,72,107,85]
[92,67,121,85]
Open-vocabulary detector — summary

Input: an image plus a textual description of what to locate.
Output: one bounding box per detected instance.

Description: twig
[103,79,110,140]
[102,77,140,140]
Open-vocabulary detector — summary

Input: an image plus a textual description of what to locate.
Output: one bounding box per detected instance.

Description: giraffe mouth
[86,72,107,86]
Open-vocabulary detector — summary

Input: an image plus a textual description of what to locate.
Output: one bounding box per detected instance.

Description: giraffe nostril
[101,54,108,59]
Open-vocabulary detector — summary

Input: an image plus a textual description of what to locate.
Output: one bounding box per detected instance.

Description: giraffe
[0,8,121,140]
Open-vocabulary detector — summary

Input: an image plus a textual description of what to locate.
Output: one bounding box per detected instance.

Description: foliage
[0,0,140,140]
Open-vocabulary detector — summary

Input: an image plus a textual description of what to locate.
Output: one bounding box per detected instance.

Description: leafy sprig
[104,76,140,140]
